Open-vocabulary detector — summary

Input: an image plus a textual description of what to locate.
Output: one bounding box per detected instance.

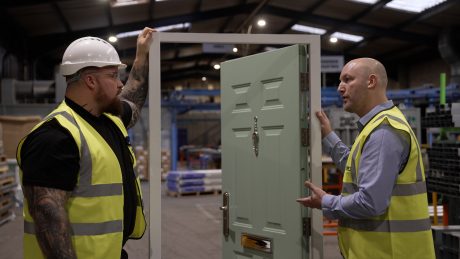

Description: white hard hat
[60,36,127,76]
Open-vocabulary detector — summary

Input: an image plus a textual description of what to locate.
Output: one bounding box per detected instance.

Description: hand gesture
[136,27,155,58]
[315,110,332,138]
[296,181,326,209]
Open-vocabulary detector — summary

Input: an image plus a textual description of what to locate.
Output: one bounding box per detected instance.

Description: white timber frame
[149,32,323,259]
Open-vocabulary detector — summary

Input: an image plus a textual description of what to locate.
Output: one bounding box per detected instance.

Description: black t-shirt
[20,97,137,244]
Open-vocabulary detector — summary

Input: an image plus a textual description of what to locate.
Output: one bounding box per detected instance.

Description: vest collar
[357,100,395,131]
[64,97,107,125]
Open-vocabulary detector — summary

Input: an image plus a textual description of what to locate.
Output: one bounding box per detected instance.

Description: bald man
[297,58,435,258]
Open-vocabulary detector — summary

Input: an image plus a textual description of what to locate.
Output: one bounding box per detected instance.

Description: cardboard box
[134,146,150,181]
[0,116,41,158]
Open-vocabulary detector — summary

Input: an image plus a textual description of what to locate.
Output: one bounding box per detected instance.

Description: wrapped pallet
[166,169,222,197]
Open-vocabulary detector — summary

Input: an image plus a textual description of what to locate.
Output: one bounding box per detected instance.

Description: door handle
[220,192,229,238]
[252,116,259,157]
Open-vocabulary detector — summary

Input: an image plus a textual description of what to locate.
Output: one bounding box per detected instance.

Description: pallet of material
[0,182,16,194]
[167,178,222,189]
[166,169,222,180]
[0,155,10,174]
[0,163,8,174]
[0,191,14,209]
[0,208,15,226]
[166,189,222,197]
[0,197,16,226]
[0,170,15,180]
[0,176,15,189]
[166,169,222,197]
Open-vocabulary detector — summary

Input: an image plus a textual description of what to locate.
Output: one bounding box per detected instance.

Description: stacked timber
[0,156,16,226]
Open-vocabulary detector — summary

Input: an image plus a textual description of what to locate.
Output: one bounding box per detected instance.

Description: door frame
[149,32,322,259]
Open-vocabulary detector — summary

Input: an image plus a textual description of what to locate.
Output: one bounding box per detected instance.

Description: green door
[221,45,311,259]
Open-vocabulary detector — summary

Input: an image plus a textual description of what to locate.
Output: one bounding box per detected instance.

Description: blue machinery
[162,89,220,170]
[321,83,460,107]
[162,85,460,170]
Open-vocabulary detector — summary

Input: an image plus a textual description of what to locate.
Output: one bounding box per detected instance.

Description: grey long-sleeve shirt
[321,101,411,220]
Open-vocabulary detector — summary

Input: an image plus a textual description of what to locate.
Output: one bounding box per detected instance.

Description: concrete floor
[0,182,342,259]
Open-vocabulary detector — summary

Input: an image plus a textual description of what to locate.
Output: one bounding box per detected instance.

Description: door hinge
[300,73,309,92]
[303,217,311,237]
[301,128,309,146]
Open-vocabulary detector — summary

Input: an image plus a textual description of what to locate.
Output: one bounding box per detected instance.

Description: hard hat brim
[61,61,127,76]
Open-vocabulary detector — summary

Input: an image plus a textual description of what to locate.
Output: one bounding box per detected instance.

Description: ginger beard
[95,84,123,116]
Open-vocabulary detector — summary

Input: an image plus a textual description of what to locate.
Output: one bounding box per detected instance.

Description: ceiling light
[202,77,207,82]
[156,22,191,32]
[264,46,277,52]
[213,64,221,70]
[347,0,378,4]
[117,30,141,39]
[385,0,446,13]
[257,19,266,27]
[291,24,326,35]
[112,0,148,7]
[208,84,214,90]
[108,36,118,43]
[330,32,363,42]
[330,37,338,43]
[233,47,238,53]
[116,23,191,38]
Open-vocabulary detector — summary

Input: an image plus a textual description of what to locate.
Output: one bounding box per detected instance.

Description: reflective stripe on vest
[342,181,427,196]
[339,217,431,232]
[373,113,423,181]
[44,111,122,198]
[24,220,123,235]
[349,140,360,183]
[338,107,434,258]
[23,110,122,235]
[341,107,429,232]
[343,111,424,197]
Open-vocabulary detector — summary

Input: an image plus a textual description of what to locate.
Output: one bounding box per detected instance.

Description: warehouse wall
[178,111,220,148]
[0,54,455,157]
[120,107,173,153]
[408,57,451,87]
[129,108,150,149]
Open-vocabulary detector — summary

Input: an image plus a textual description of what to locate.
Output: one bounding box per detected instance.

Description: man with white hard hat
[18,27,155,259]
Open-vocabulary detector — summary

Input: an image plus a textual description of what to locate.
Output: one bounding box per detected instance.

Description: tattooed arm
[23,186,76,259]
[120,27,155,129]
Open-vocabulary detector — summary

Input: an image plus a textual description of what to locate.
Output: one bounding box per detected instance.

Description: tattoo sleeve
[23,185,77,259]
[120,56,149,129]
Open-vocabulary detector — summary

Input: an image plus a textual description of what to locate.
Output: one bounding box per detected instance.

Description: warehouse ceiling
[1,0,460,88]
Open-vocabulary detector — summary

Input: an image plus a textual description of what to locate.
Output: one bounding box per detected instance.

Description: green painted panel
[221,45,309,259]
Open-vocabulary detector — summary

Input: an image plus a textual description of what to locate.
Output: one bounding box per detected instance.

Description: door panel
[221,45,310,259]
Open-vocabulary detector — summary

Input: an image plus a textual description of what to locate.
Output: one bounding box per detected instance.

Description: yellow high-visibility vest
[338,106,435,259]
[17,101,146,259]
